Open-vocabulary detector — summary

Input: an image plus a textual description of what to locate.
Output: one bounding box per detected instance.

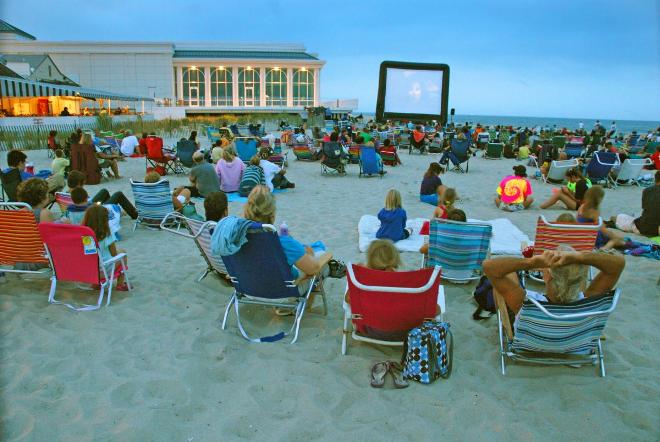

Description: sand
[1,139,659,441]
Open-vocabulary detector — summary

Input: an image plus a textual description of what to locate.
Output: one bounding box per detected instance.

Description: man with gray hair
[120,129,140,156]
[175,151,220,200]
[483,246,624,314]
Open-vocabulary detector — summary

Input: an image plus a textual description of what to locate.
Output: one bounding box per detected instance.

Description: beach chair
[292,143,316,161]
[39,223,131,311]
[428,140,443,154]
[379,147,399,166]
[229,124,241,136]
[130,179,174,231]
[1,168,21,202]
[609,158,652,188]
[146,137,182,175]
[359,146,384,177]
[54,192,73,213]
[176,139,197,169]
[564,137,585,159]
[447,138,471,173]
[206,127,221,143]
[423,218,492,283]
[409,134,426,154]
[485,142,504,159]
[320,142,346,175]
[221,224,329,344]
[235,138,258,163]
[586,151,620,185]
[495,289,620,377]
[525,215,600,284]
[0,202,51,275]
[551,135,566,150]
[342,264,446,355]
[398,132,411,150]
[346,144,360,164]
[159,212,228,282]
[542,159,579,184]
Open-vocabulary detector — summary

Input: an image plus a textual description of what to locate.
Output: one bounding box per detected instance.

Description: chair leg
[597,339,606,377]
[105,263,115,306]
[341,309,350,355]
[290,300,307,344]
[221,293,235,330]
[47,275,58,305]
[197,268,210,282]
[498,311,507,376]
[121,257,132,291]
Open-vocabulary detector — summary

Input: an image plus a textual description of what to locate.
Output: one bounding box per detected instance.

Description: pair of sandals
[370,361,408,389]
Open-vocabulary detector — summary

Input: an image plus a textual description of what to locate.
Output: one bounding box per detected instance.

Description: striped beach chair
[527,215,601,283]
[347,145,361,164]
[159,212,228,282]
[0,202,51,275]
[292,144,317,161]
[424,218,492,283]
[54,192,74,213]
[495,289,620,377]
[130,179,174,231]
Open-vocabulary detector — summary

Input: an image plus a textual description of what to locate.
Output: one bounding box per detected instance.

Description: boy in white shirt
[258,147,295,191]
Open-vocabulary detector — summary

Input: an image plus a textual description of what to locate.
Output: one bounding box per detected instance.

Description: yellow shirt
[51,158,70,176]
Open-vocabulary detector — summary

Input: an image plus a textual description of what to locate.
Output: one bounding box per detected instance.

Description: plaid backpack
[401,321,453,384]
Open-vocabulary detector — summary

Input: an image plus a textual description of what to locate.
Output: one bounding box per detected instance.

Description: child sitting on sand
[83,204,129,291]
[577,185,625,249]
[433,187,457,220]
[376,189,413,242]
[66,187,91,224]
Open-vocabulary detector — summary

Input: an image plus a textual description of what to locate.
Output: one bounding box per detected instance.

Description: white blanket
[357,215,530,255]
[358,215,427,252]
[468,218,530,255]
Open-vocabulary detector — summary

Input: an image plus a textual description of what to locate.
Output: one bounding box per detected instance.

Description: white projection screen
[376,61,450,124]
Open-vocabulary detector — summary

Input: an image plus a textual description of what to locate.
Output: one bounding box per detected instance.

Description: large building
[0,20,329,117]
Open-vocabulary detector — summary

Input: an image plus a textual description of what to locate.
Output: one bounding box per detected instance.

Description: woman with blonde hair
[577,185,625,249]
[215,147,245,193]
[366,239,402,271]
[376,189,413,242]
[242,186,333,293]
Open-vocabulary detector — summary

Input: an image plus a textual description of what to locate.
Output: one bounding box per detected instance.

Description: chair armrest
[316,252,333,269]
[103,253,126,266]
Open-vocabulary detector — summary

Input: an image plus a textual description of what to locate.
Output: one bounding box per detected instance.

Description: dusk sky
[2,0,659,120]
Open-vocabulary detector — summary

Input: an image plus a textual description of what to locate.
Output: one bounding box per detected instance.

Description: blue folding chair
[585,151,619,185]
[358,146,384,177]
[176,139,197,169]
[221,224,328,344]
[446,139,471,173]
[235,138,258,163]
[130,179,174,231]
[564,140,585,159]
[423,218,492,283]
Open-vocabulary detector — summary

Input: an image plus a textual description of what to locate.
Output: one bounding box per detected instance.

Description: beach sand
[1,141,659,441]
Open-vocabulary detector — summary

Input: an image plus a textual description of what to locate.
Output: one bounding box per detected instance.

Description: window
[238,67,260,106]
[182,67,205,106]
[211,68,233,106]
[265,68,287,106]
[293,68,314,106]
[48,65,52,77]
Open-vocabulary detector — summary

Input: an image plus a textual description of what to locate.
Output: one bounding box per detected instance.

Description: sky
[2,0,659,120]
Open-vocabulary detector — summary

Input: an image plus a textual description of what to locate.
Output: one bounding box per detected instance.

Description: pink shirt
[215,158,245,193]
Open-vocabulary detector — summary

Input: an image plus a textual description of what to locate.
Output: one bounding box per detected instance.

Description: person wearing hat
[494,165,534,211]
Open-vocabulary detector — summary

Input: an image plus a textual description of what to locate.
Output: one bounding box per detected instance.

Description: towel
[210,215,253,256]
[358,215,426,252]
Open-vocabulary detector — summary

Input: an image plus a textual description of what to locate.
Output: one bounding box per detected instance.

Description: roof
[0,75,153,101]
[173,49,318,60]
[0,20,36,40]
[0,63,22,78]
[2,54,80,86]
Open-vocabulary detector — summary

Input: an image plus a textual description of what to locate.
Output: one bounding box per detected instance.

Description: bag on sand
[401,321,452,384]
[472,275,496,320]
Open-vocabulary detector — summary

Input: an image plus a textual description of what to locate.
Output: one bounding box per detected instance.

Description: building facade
[0,22,325,116]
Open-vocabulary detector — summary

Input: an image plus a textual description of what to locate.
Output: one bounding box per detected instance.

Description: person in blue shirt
[4,149,64,194]
[376,189,413,242]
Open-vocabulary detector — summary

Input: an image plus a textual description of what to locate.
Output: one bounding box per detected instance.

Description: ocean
[357,113,660,134]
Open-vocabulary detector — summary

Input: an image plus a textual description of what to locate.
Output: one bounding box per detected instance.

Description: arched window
[182,67,205,106]
[211,68,233,106]
[265,68,287,106]
[293,68,314,106]
[238,67,260,106]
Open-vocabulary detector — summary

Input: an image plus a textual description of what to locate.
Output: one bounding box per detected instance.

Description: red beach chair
[342,263,445,355]
[146,136,182,175]
[39,223,131,311]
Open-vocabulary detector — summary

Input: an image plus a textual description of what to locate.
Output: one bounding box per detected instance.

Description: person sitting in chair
[483,246,624,318]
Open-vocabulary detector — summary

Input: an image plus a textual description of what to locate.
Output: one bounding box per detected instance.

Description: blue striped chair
[159,212,228,282]
[130,179,174,231]
[424,219,492,283]
[495,289,620,377]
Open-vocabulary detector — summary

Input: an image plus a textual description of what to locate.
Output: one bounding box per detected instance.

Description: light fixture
[190,66,197,70]
[300,67,307,71]
[273,67,280,71]
[246,66,252,70]
[218,66,224,70]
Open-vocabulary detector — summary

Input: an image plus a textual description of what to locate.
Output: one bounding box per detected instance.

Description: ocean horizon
[353,112,660,134]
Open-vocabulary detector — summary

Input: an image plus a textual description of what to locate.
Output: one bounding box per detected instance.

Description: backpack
[473,275,496,320]
[401,321,453,384]
[239,165,265,197]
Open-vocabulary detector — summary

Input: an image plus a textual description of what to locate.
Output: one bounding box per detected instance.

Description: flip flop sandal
[389,362,409,389]
[274,307,295,316]
[370,361,389,388]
